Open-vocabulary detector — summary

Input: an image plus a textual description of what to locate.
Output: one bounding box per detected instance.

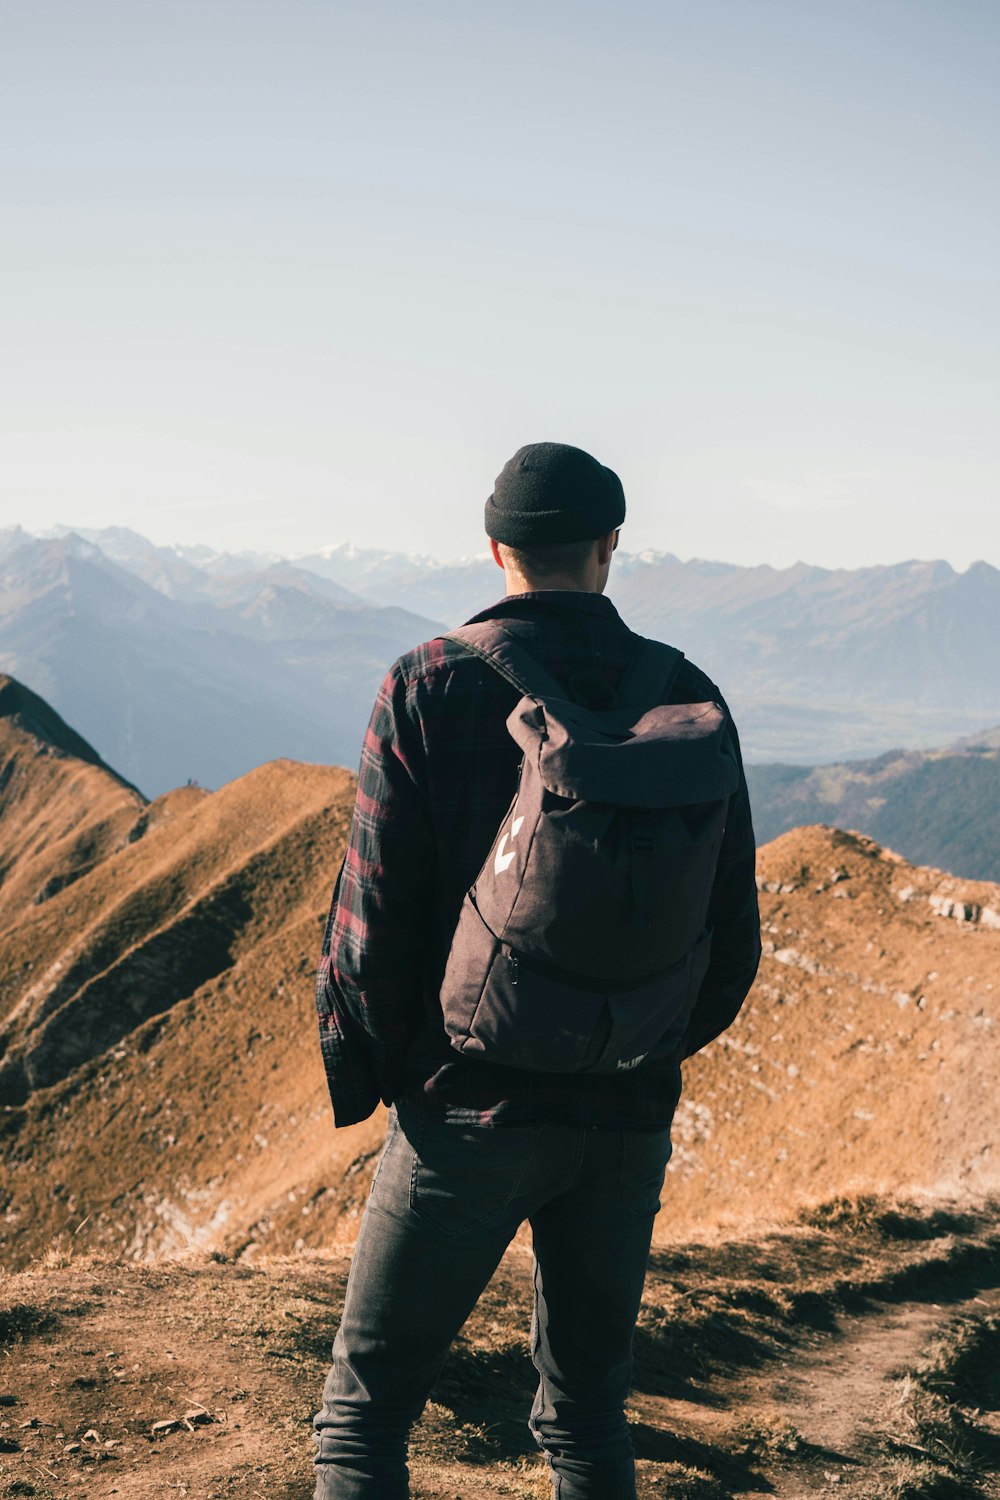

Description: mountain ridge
[0,671,139,783]
[0,533,443,795]
[0,673,146,928]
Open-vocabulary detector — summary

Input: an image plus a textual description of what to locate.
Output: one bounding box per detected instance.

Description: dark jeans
[313,1101,672,1499]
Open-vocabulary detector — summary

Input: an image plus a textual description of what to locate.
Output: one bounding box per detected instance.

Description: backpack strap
[444,623,571,702]
[616,638,685,709]
[447,624,685,709]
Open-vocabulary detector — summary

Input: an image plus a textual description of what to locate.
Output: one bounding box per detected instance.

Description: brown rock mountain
[668,824,1000,1233]
[1,678,998,1272]
[0,674,144,924]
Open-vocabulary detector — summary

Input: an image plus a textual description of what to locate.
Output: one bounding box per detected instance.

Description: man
[314,442,761,1499]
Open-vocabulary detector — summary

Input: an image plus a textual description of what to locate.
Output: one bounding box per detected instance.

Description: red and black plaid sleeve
[316,660,435,1120]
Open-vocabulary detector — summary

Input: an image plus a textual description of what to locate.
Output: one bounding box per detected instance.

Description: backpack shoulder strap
[616,637,685,709]
[444,622,570,702]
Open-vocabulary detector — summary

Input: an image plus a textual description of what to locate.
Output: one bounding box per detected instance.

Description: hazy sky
[2,0,998,568]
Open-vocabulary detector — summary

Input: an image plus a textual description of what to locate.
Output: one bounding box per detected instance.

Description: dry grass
[866,1312,1000,1499]
[1,1196,998,1498]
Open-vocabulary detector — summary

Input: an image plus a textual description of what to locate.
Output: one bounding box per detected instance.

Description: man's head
[484,442,625,594]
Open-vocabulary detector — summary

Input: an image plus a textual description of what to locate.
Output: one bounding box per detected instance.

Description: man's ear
[489,538,506,570]
[596,530,618,566]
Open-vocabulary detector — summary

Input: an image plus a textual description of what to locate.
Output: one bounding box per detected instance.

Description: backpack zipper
[502,941,692,995]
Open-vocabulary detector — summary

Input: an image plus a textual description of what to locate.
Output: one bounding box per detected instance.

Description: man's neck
[503,575,602,596]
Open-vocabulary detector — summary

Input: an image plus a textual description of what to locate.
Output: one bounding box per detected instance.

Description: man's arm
[317,660,435,1110]
[681,704,761,1059]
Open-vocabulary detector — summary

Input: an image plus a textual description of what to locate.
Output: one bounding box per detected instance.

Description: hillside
[1,684,999,1274]
[0,675,144,925]
[669,822,1000,1233]
[748,726,1000,882]
[0,724,363,1271]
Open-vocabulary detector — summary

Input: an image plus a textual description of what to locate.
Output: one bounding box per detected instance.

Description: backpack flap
[506,697,740,808]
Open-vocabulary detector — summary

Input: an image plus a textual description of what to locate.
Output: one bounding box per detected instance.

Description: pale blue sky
[2,0,998,567]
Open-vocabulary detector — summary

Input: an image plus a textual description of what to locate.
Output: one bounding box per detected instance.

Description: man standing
[314,442,761,1499]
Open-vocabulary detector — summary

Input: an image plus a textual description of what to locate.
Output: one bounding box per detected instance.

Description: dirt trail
[629,1300,955,1492]
[745,1285,1000,1497]
[769,1300,945,1473]
[2,1201,1000,1500]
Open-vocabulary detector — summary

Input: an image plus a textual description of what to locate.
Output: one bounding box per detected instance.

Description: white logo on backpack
[494,815,525,875]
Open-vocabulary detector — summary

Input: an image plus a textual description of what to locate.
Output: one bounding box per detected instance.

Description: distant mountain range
[0,527,439,795]
[2,523,999,794]
[748,725,1000,883]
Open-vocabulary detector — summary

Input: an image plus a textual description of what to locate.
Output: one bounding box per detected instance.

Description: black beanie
[484,442,626,546]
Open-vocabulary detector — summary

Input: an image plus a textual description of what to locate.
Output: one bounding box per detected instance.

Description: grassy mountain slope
[748,730,1000,881]
[668,823,1000,1236]
[0,675,144,925]
[0,734,366,1269]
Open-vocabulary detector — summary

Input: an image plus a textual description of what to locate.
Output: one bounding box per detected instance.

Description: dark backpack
[438,621,740,1074]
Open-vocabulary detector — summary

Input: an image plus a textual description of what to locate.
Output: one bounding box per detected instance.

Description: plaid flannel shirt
[316,589,760,1129]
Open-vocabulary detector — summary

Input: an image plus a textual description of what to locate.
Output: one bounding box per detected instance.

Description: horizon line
[2,521,995,581]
